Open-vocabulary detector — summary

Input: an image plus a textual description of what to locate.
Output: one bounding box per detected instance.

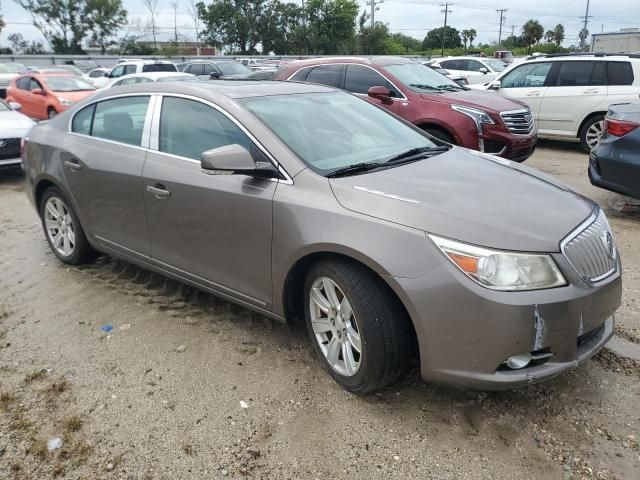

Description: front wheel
[48,108,57,119]
[39,187,95,265]
[580,115,604,152]
[304,259,413,394]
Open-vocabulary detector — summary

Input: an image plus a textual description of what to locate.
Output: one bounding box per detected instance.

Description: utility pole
[509,24,516,37]
[496,8,508,45]
[579,0,592,50]
[440,2,453,57]
[366,0,384,28]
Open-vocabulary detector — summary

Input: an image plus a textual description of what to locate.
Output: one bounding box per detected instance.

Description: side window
[29,78,42,91]
[500,62,552,88]
[344,65,400,97]
[159,97,252,160]
[17,77,30,90]
[89,70,104,78]
[607,62,634,86]
[441,60,462,70]
[555,61,605,86]
[110,65,125,78]
[189,64,204,76]
[467,60,485,72]
[290,67,311,81]
[91,96,150,146]
[304,65,342,88]
[202,64,214,75]
[123,65,137,75]
[71,104,95,135]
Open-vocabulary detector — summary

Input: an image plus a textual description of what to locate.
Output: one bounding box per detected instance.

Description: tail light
[604,118,640,137]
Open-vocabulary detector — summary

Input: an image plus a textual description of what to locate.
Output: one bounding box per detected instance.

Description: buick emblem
[0,140,5,148]
[600,231,615,260]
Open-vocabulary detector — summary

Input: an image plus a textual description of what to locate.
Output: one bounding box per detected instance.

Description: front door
[494,61,554,122]
[142,96,275,308]
[64,95,152,259]
[343,64,403,115]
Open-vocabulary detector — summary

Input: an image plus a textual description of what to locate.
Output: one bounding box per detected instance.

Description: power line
[579,0,592,50]
[366,0,385,28]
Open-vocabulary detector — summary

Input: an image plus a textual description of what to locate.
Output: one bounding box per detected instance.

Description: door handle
[146,184,171,199]
[526,91,541,97]
[64,159,82,171]
[582,89,600,94]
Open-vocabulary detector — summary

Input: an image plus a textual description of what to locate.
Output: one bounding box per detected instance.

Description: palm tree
[461,29,471,50]
[522,20,544,54]
[468,28,477,48]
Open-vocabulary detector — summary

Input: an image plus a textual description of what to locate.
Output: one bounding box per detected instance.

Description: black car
[180,60,252,80]
[589,102,640,199]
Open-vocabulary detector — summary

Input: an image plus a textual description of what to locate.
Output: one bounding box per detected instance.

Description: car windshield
[43,76,96,92]
[156,75,200,82]
[217,63,251,75]
[142,63,177,73]
[384,63,465,92]
[484,59,508,72]
[242,91,439,174]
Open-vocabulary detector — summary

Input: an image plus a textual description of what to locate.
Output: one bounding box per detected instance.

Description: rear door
[65,95,153,259]
[495,62,553,121]
[606,61,637,104]
[538,60,607,136]
[303,64,343,88]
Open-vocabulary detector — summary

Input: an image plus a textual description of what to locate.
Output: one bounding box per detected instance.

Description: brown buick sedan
[22,81,621,393]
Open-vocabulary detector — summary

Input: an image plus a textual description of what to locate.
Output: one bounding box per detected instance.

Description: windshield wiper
[385,145,451,164]
[409,83,441,92]
[326,162,383,178]
[436,84,468,91]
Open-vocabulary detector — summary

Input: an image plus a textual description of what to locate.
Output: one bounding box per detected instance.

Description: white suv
[432,57,508,85]
[472,54,640,151]
[94,60,177,88]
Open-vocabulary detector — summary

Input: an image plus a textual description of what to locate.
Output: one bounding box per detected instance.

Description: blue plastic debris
[101,324,113,333]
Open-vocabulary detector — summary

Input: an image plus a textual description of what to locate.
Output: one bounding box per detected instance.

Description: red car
[275,57,537,162]
[6,72,96,120]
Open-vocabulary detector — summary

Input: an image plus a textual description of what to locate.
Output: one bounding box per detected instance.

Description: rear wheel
[47,108,57,119]
[580,114,605,152]
[39,187,95,265]
[303,259,413,394]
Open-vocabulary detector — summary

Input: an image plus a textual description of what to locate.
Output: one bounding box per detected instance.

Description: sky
[0,0,638,50]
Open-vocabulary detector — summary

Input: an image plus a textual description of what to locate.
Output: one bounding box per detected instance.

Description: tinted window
[440,59,463,70]
[202,64,214,75]
[29,78,42,91]
[607,62,634,85]
[92,96,150,146]
[71,104,95,135]
[123,65,137,75]
[344,65,399,97]
[159,97,251,160]
[17,77,30,90]
[89,70,105,78]
[188,64,204,75]
[305,65,342,87]
[467,60,485,72]
[290,68,310,81]
[500,62,552,88]
[555,61,605,86]
[142,63,177,73]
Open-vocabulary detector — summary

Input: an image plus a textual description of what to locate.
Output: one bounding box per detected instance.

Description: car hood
[421,88,527,112]
[0,110,34,136]
[329,148,593,252]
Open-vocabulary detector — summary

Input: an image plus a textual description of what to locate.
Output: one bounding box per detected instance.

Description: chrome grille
[562,210,617,283]
[500,109,535,135]
[0,137,20,161]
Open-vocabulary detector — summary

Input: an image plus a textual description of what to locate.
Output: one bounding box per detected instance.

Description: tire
[47,108,57,119]
[303,258,413,394]
[39,187,96,265]
[579,114,605,152]
[423,127,455,144]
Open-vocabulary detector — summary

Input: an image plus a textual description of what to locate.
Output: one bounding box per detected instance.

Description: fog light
[504,353,532,370]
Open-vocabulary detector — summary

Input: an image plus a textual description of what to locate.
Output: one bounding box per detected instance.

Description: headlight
[57,97,74,106]
[429,234,566,291]
[451,105,495,134]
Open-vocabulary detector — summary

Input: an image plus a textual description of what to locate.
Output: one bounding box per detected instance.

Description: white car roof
[118,60,175,66]
[524,54,638,63]
[107,72,196,87]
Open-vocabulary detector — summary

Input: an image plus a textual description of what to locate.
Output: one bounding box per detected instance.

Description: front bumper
[0,156,21,169]
[481,123,537,162]
[390,254,622,390]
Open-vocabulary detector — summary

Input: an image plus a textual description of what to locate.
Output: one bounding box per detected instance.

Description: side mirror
[209,72,221,79]
[479,67,489,74]
[8,102,22,111]
[201,144,279,179]
[31,88,44,95]
[367,86,393,104]
[489,80,501,90]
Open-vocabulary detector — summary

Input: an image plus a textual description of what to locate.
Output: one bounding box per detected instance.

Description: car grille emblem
[600,231,615,261]
[0,141,5,148]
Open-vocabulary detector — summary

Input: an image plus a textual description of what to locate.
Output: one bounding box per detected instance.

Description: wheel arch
[281,251,420,359]
[416,121,458,144]
[577,111,607,138]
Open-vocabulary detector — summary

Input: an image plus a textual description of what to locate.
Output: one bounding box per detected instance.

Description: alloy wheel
[585,120,604,150]
[44,196,75,257]
[309,276,362,377]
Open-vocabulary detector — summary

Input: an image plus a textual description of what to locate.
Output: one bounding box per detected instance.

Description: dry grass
[63,415,83,433]
[24,368,48,384]
[27,437,49,460]
[0,390,16,411]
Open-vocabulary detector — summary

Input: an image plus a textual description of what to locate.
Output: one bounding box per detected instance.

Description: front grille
[0,137,20,160]
[500,109,535,135]
[562,209,617,283]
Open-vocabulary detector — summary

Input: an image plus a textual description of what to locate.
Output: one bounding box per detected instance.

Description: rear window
[305,65,342,88]
[142,63,177,73]
[607,62,634,86]
[555,61,606,86]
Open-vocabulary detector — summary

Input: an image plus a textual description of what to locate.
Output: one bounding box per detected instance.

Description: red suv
[275,57,537,162]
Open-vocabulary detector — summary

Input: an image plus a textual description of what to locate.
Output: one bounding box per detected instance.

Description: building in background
[591,29,640,53]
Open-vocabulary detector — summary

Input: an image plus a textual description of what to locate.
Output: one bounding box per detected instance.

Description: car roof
[185,59,241,64]
[115,72,195,80]
[284,56,414,69]
[18,72,76,80]
[524,54,637,63]
[118,60,174,66]
[90,79,336,101]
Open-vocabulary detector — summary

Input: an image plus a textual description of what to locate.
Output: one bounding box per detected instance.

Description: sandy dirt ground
[0,141,639,479]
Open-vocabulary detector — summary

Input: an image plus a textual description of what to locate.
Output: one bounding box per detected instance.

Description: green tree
[521,19,544,54]
[304,0,359,55]
[357,13,389,55]
[389,32,422,53]
[0,1,5,36]
[552,24,564,46]
[461,29,477,50]
[197,0,265,54]
[259,1,304,55]
[8,33,29,54]
[25,41,46,54]
[422,26,461,50]
[89,0,127,54]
